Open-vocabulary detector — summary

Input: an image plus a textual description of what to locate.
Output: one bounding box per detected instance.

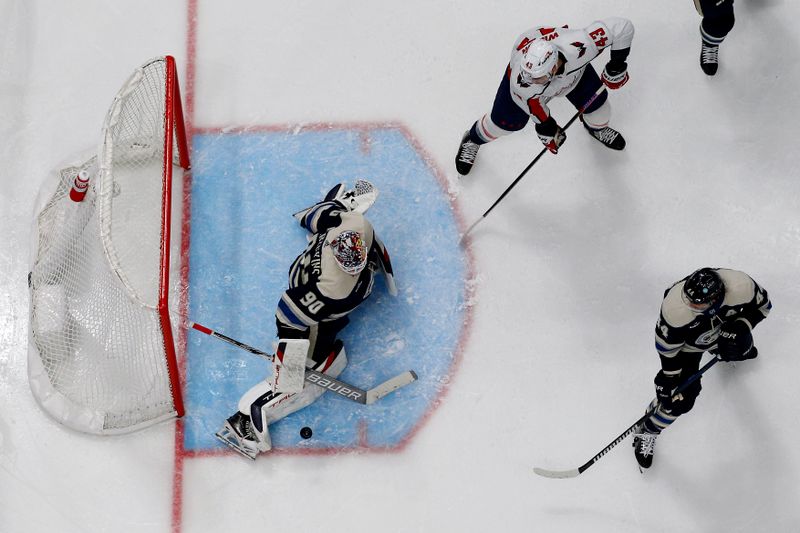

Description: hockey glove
[535,116,566,154]
[602,61,629,90]
[717,319,758,361]
[653,370,681,410]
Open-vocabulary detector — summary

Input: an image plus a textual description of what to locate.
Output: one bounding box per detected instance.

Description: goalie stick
[533,356,721,479]
[188,321,417,404]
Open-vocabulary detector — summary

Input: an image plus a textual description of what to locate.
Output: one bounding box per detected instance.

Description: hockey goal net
[28,56,189,434]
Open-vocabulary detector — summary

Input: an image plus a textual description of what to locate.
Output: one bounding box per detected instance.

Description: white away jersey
[508,17,634,123]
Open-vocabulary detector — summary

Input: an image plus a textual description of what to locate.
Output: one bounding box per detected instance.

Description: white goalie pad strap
[272,339,309,393]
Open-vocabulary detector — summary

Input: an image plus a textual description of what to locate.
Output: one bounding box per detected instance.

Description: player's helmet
[520,40,558,83]
[329,230,368,275]
[683,268,724,306]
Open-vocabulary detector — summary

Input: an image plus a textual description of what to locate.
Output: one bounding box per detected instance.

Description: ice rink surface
[3,1,800,532]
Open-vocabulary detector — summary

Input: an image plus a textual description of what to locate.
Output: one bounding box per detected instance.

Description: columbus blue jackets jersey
[655,268,771,373]
[276,200,377,335]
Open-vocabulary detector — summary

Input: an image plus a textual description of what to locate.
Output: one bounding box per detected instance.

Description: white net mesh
[28,57,186,434]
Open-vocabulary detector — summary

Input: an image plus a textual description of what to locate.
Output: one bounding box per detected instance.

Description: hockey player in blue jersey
[633,268,772,469]
[215,180,396,459]
[694,0,735,75]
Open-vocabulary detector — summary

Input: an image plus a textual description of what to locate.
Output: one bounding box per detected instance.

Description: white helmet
[329,230,368,275]
[520,40,558,83]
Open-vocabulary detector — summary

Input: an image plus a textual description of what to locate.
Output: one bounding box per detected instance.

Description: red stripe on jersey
[527,98,549,123]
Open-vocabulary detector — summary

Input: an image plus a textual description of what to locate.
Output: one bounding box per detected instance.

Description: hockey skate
[215,411,271,460]
[455,131,480,176]
[632,429,658,470]
[584,123,626,151]
[700,40,720,76]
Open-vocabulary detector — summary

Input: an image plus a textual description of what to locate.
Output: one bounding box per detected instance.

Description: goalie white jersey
[508,17,634,123]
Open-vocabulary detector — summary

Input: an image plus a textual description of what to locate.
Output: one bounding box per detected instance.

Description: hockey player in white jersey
[215,180,396,459]
[455,17,634,176]
[633,268,772,469]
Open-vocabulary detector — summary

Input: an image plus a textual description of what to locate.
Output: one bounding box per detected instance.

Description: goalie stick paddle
[188,321,417,405]
[533,356,721,479]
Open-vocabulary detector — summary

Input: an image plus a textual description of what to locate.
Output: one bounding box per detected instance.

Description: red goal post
[28,56,189,434]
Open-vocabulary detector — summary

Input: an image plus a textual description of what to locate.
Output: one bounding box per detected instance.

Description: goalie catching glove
[716,319,758,361]
[294,179,379,221]
[325,179,378,214]
[535,116,566,154]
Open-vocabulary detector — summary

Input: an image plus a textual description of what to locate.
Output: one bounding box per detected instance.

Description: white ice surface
[2,1,800,532]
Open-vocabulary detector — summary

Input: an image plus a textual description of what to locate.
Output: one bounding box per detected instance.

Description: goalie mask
[329,230,368,275]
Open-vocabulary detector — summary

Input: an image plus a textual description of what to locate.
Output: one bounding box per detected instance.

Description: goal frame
[27,55,189,434]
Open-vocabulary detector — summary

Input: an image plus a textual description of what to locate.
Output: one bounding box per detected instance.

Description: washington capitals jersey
[276,201,377,334]
[508,17,634,123]
[654,269,771,372]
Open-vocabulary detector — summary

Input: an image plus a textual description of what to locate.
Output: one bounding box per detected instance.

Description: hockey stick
[188,321,417,404]
[459,86,607,245]
[533,355,721,479]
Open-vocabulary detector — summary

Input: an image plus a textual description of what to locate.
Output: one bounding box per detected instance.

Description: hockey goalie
[215,180,397,459]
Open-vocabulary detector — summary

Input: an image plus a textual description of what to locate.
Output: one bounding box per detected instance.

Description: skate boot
[455,131,480,176]
[700,40,720,76]
[584,124,626,151]
[632,428,659,470]
[215,411,271,460]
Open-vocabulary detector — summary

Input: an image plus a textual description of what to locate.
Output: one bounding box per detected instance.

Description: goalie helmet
[520,40,558,84]
[683,268,724,307]
[329,230,368,275]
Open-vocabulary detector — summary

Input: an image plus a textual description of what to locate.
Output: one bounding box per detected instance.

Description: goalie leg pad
[222,341,347,458]
[263,341,348,426]
[228,340,348,440]
[272,338,310,393]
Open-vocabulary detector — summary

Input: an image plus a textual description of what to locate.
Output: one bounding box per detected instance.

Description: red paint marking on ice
[171,1,198,532]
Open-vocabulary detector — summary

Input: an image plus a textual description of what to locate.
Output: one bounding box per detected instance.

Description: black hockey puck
[300,427,313,439]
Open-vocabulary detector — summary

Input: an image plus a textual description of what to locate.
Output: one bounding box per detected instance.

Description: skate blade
[214,429,258,461]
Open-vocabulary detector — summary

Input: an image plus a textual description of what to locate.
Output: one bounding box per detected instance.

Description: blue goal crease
[184,127,468,451]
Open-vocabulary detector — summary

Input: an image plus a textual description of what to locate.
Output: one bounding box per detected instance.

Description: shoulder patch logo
[571,42,586,58]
